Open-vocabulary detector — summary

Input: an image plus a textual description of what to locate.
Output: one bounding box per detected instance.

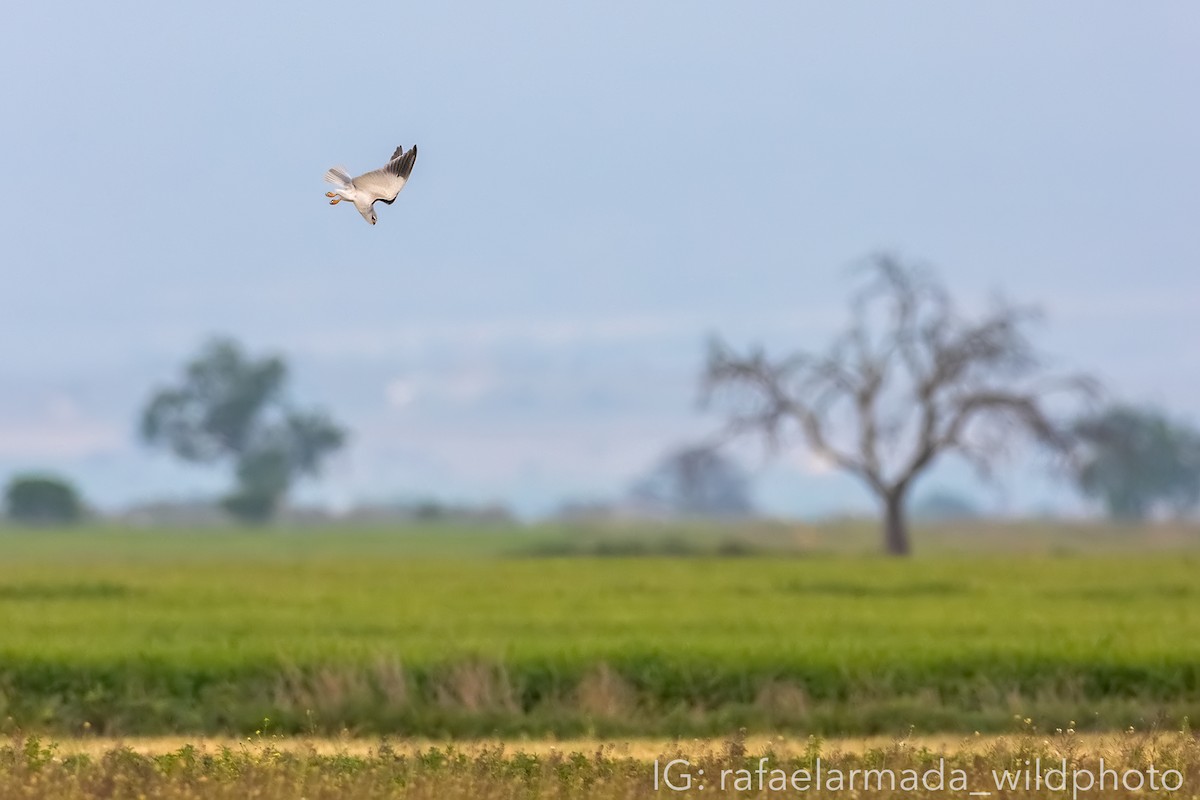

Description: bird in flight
[324,145,418,225]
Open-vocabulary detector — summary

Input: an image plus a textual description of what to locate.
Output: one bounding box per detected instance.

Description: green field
[1,522,1198,737]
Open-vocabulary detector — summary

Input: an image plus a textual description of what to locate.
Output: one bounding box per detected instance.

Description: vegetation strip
[1,731,1196,799]
[1,530,1198,735]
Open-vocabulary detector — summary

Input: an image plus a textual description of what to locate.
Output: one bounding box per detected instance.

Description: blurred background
[2,2,1197,526]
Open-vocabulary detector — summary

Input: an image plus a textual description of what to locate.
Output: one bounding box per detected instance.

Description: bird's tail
[324,167,352,189]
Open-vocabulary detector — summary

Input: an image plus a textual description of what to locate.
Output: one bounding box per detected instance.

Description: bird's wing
[351,169,405,204]
[353,145,418,205]
[387,145,417,181]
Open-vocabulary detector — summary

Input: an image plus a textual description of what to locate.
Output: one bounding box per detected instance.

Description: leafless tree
[629,444,755,519]
[702,254,1094,555]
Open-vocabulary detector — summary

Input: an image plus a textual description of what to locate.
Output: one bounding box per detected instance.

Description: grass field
[0,521,1198,738]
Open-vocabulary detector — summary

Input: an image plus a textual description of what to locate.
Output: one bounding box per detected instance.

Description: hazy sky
[1,3,1197,517]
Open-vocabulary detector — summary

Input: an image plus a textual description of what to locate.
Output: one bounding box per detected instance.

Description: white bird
[324,145,418,225]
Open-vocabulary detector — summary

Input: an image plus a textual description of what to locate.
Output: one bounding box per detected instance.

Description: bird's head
[358,207,378,225]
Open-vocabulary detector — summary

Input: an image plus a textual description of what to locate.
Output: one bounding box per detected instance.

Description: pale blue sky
[1,3,1197,516]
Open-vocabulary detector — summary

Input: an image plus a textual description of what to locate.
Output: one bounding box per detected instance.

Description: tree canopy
[4,475,85,525]
[140,338,347,523]
[1071,405,1200,521]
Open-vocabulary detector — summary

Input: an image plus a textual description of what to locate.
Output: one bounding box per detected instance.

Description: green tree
[1071,405,1200,521]
[140,337,347,523]
[4,475,85,524]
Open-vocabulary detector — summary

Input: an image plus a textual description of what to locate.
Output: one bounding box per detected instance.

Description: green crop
[0,525,1197,736]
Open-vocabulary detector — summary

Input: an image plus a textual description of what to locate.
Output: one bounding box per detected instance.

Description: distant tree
[629,445,755,518]
[1071,405,1200,521]
[140,337,347,523]
[4,474,85,525]
[704,254,1094,556]
[912,489,981,521]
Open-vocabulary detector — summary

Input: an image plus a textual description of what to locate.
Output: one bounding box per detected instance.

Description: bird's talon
[329,198,340,205]
[325,191,336,197]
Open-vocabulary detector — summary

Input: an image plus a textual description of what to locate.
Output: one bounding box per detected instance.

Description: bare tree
[703,254,1093,555]
[629,444,756,519]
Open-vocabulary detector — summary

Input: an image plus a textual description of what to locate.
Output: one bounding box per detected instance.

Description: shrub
[3,474,85,525]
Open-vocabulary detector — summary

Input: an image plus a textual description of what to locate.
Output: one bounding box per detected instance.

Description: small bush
[3,475,85,525]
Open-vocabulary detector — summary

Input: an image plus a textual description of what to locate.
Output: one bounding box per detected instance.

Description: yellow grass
[48,731,1175,760]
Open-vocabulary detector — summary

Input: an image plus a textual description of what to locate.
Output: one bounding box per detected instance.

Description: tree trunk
[882,490,911,556]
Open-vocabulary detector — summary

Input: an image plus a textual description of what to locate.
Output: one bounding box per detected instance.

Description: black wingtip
[387,145,418,180]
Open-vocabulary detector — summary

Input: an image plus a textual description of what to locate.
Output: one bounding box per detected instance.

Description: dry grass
[433,662,520,714]
[4,728,1196,798]
[573,664,638,719]
[754,680,812,720]
[43,731,1167,759]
